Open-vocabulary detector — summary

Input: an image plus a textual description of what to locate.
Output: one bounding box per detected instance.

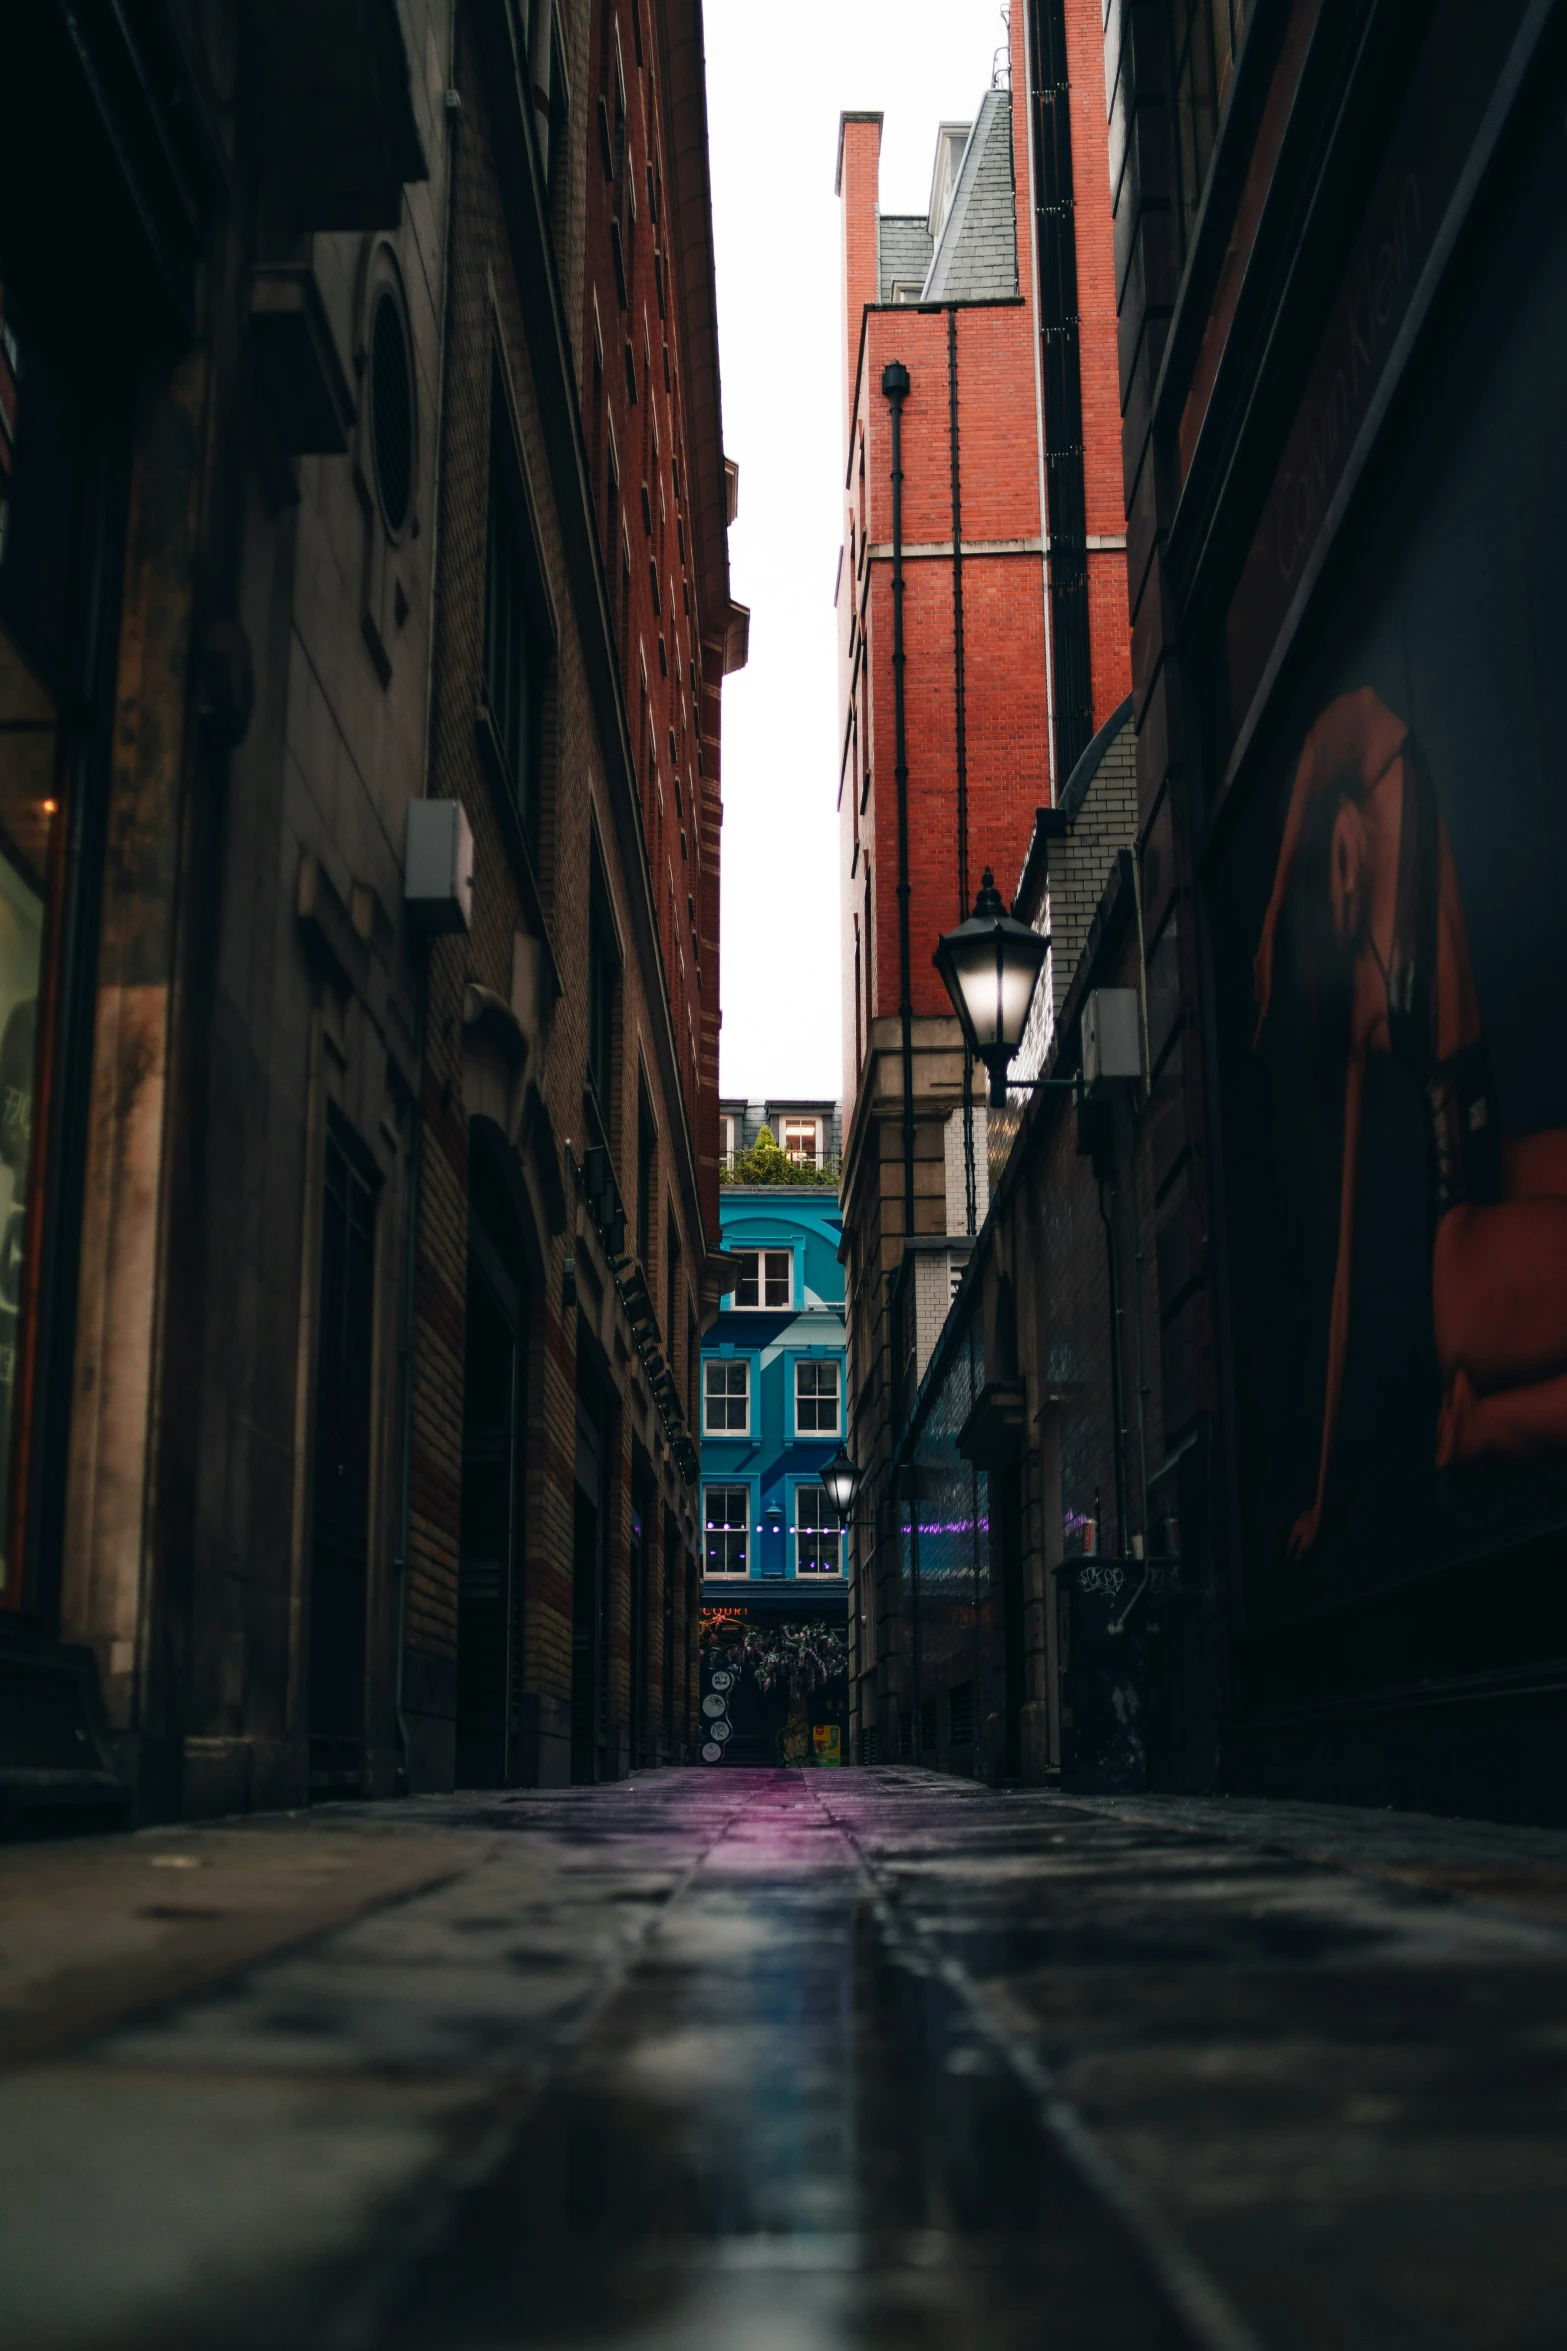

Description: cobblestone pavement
[6,1770,1567,2350]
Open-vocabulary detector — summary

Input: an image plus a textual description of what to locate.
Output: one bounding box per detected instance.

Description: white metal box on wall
[405,798,474,934]
[1082,988,1141,1089]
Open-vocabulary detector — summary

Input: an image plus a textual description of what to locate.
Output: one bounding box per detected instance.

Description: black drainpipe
[883,359,916,1250]
[946,312,970,919]
[946,309,977,1237]
[1098,1170,1130,1560]
[1029,0,1094,786]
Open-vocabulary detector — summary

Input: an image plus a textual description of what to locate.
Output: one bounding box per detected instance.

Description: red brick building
[403,0,748,1791]
[836,2,1131,1759]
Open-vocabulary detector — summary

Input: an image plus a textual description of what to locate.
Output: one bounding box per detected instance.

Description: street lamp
[820,1445,861,1526]
[934,868,1050,1106]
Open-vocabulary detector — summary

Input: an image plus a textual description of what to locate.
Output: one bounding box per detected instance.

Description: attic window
[782,1117,820,1166]
[890,280,926,304]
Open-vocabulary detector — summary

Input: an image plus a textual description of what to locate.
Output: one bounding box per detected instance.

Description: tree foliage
[720,1122,840,1188]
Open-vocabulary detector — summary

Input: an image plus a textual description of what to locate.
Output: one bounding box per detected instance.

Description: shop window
[0,294,80,1605]
[795,1358,840,1436]
[0,630,50,1596]
[1172,0,1248,256]
[795,1487,842,1576]
[703,1484,750,1576]
[732,1248,790,1309]
[704,1356,748,1435]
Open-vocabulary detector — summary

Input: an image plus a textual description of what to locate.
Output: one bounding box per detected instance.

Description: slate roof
[921,89,1017,303]
[878,215,934,302]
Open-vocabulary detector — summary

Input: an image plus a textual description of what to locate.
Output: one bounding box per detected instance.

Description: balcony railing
[720,1153,842,1189]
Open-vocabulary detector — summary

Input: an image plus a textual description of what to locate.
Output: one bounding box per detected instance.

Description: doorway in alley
[456,1122,538,1787]
[629,1449,655,1767]
[456,1232,525,1786]
[993,1469,1027,1782]
[308,1115,377,1794]
[662,1505,677,1757]
[571,1351,615,1782]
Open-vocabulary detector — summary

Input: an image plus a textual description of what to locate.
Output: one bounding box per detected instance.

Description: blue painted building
[698,1148,849,1762]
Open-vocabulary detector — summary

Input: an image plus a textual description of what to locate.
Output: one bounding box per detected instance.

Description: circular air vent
[370,290,413,537]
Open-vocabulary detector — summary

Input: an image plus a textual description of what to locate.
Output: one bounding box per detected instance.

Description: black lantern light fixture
[934,868,1050,1106]
[820,1445,862,1526]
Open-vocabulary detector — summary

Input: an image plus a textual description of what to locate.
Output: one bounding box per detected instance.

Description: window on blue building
[795,1359,839,1435]
[704,1358,749,1434]
[703,1485,750,1576]
[795,1487,841,1576]
[733,1249,790,1309]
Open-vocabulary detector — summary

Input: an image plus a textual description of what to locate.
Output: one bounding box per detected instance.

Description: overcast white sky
[705,1,1009,1103]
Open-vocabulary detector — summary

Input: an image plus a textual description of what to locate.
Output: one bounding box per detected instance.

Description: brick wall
[836,0,1134,1758]
[403,0,728,1787]
[1046,721,1138,1016]
[580,0,724,1205]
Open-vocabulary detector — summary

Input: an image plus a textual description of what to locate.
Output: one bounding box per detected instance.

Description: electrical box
[405,798,473,934]
[1082,988,1141,1089]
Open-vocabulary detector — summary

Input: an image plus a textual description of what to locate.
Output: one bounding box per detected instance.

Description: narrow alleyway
[5,1773,1567,2350]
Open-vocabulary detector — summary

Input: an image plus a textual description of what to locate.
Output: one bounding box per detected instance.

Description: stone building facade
[835,0,1133,1768]
[0,0,740,1824]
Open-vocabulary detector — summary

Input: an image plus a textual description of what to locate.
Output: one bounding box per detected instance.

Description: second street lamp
[934,868,1050,1106]
[820,1445,861,1526]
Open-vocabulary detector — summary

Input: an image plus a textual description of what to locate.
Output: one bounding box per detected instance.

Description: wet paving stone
[6,1772,1567,2348]
[375,1782,1188,2351]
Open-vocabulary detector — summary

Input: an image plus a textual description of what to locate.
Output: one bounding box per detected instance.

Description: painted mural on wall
[698,1613,848,1764]
[1209,75,1567,1612]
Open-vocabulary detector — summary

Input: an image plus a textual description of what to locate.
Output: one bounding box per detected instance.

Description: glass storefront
[0,283,87,1608]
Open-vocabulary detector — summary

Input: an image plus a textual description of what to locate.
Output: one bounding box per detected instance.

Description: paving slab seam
[325,1789,758,2351]
[812,1781,1272,2351]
